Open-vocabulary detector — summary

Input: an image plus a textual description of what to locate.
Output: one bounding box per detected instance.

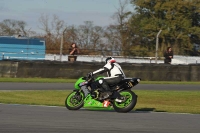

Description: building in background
[0,35,45,60]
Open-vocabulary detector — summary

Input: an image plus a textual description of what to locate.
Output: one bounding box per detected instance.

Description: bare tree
[90,26,104,51]
[17,21,27,35]
[51,14,65,38]
[38,14,51,34]
[65,26,78,44]
[77,21,93,47]
[112,0,133,55]
[0,19,17,35]
[112,0,132,28]
[38,14,67,54]
[104,25,121,56]
[74,21,105,54]
[0,19,34,36]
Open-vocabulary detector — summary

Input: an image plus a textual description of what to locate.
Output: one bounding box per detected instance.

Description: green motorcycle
[65,75,141,113]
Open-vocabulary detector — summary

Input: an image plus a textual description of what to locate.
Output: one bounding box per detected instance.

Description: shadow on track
[66,107,166,113]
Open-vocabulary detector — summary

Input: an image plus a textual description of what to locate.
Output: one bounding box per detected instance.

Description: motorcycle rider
[88,57,126,102]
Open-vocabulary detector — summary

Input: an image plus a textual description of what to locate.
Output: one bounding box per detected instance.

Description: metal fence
[1,52,200,65]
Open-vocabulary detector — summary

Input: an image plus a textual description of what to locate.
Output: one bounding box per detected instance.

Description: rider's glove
[87,72,93,78]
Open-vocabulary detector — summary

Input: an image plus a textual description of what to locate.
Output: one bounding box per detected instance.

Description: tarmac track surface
[0,104,200,133]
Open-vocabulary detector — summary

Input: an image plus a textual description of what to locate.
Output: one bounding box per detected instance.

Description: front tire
[113,90,137,113]
[65,91,85,110]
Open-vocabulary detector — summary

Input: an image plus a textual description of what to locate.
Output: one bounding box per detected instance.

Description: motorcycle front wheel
[65,91,85,110]
[113,90,137,113]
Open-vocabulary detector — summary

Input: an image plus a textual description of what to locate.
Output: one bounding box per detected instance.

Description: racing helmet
[105,56,116,64]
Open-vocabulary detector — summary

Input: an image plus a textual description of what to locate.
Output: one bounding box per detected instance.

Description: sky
[0,0,134,33]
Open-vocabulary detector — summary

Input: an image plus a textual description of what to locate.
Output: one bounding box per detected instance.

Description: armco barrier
[0,60,200,81]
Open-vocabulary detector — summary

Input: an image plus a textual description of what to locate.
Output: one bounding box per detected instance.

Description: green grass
[134,90,200,114]
[0,90,69,106]
[0,77,200,84]
[140,81,200,85]
[0,90,200,114]
[0,78,75,83]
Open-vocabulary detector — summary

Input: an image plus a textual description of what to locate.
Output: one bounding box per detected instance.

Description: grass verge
[0,77,200,84]
[0,78,75,83]
[0,90,199,114]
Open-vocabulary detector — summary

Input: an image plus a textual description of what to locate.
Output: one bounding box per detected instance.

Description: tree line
[0,0,199,56]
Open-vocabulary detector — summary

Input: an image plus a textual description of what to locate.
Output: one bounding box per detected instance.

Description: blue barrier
[0,36,45,60]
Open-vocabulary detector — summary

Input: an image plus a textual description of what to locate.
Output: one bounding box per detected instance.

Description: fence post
[54,54,56,61]
[60,28,67,61]
[155,30,162,64]
[101,56,103,62]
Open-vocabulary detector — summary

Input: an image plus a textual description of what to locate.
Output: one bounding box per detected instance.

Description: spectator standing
[68,43,80,61]
[164,47,173,64]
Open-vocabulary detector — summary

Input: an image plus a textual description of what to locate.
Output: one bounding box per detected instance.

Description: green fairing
[84,94,102,107]
[74,76,104,90]
[74,77,86,89]
[95,76,104,81]
[83,94,113,110]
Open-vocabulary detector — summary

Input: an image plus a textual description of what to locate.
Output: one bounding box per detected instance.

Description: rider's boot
[115,97,124,103]
[112,91,124,103]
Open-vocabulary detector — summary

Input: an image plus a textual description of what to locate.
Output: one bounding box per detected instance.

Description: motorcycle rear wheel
[113,90,137,113]
[65,91,85,110]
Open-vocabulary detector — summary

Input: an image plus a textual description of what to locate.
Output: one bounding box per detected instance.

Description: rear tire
[113,90,137,113]
[65,91,84,110]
